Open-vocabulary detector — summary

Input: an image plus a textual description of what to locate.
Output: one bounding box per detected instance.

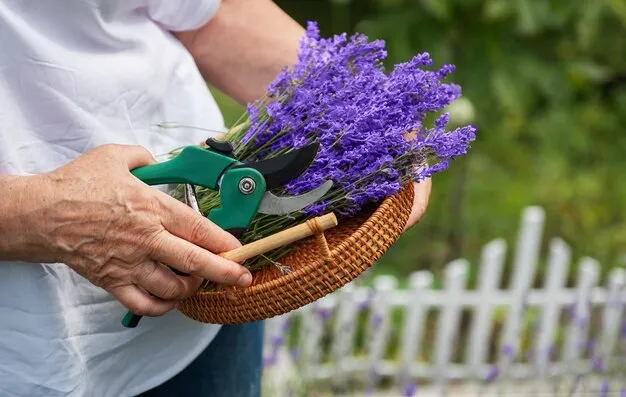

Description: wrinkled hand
[403,179,432,232]
[21,144,251,317]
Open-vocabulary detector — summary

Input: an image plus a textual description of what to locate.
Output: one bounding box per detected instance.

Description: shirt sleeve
[143,0,221,31]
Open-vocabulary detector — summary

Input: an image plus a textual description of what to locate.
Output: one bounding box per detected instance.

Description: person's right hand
[2,144,251,317]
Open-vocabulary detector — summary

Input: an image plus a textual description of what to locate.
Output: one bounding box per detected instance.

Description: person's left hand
[403,179,432,232]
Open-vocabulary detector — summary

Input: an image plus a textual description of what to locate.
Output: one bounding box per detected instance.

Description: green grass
[209,86,245,128]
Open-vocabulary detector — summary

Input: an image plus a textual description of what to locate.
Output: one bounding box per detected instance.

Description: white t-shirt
[0,1,228,396]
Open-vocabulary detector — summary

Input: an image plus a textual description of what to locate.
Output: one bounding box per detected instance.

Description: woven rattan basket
[177,182,414,324]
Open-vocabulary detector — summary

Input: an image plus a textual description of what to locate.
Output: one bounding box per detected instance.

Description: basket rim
[192,183,413,299]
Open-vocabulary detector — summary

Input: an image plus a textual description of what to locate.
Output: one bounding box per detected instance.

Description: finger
[132,260,203,301]
[112,285,178,317]
[113,144,159,170]
[149,231,252,288]
[155,190,241,253]
[199,133,225,147]
[405,178,432,231]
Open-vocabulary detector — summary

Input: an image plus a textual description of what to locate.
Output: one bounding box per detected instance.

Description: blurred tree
[219,0,626,284]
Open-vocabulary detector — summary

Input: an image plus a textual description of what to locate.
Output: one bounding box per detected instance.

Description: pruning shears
[121,138,332,328]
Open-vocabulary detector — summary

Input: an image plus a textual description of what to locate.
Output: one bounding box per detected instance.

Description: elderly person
[0,0,431,396]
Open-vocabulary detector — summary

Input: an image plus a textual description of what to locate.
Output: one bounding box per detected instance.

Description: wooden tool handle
[219,213,338,263]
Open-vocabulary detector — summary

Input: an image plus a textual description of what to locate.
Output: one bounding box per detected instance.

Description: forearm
[0,175,49,262]
[174,0,304,104]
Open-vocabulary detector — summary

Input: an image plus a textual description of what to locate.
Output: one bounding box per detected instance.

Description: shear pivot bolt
[239,178,256,195]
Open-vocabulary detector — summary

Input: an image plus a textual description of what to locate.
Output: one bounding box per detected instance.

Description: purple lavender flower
[317,307,333,321]
[576,314,589,328]
[502,344,516,359]
[548,344,557,360]
[280,317,292,333]
[372,313,383,329]
[235,21,476,217]
[592,356,605,373]
[263,354,276,367]
[600,380,609,397]
[485,366,499,383]
[587,339,598,356]
[621,387,626,397]
[271,335,285,348]
[403,383,419,396]
[359,296,372,311]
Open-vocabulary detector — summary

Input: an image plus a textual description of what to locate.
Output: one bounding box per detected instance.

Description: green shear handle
[121,146,266,328]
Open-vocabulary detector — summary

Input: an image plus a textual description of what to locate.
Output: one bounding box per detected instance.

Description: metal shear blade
[185,180,333,216]
[184,184,201,213]
[257,180,333,215]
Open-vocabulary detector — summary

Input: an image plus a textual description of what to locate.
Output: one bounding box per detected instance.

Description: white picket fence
[262,206,626,396]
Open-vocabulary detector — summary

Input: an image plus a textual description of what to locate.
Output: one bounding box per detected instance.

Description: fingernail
[237,272,252,288]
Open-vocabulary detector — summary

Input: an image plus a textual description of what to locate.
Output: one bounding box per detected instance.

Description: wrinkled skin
[1,144,252,317]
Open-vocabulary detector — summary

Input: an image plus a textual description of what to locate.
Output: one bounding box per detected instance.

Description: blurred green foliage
[213,0,626,285]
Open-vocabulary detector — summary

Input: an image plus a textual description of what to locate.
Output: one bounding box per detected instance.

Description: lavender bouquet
[172,22,476,272]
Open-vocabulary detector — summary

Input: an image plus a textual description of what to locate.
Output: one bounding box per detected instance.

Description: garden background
[212,0,626,287]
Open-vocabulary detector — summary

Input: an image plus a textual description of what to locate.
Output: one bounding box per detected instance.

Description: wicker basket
[177,182,414,324]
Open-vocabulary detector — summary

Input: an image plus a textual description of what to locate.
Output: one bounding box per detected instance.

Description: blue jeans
[137,321,264,397]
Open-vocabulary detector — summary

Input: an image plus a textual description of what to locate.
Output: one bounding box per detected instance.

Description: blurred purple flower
[600,380,609,397]
[502,344,516,359]
[372,313,383,329]
[592,356,606,373]
[317,307,333,321]
[548,344,557,360]
[620,387,626,397]
[271,335,285,348]
[403,383,419,396]
[587,339,598,356]
[280,317,292,333]
[359,294,373,311]
[485,366,499,383]
[263,354,276,367]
